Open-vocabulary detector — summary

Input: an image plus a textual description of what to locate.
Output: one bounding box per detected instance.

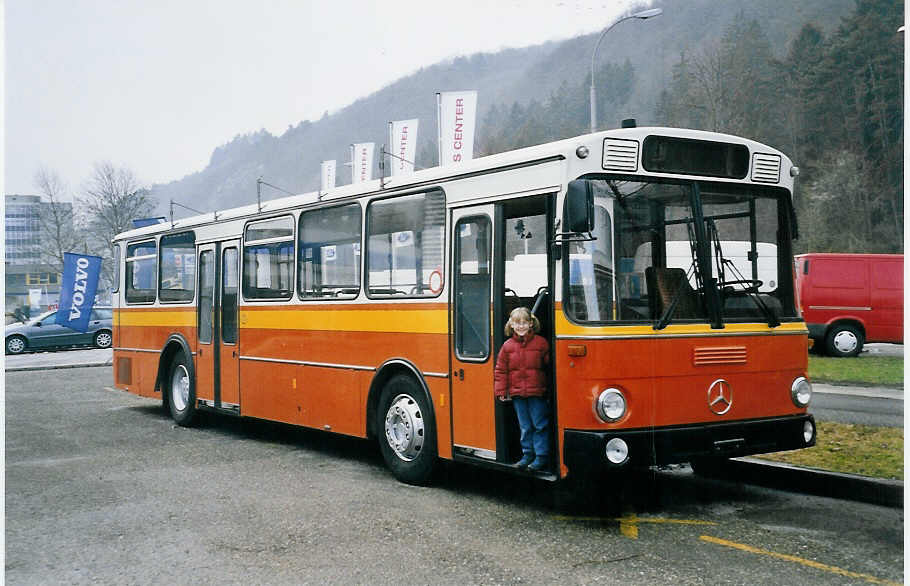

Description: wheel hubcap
[833,331,858,354]
[8,338,24,353]
[171,365,190,412]
[96,332,112,347]
[384,394,425,462]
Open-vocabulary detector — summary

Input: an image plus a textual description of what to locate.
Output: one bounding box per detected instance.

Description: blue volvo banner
[56,252,103,332]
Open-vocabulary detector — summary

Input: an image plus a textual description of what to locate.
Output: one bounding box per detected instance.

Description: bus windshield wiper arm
[654,295,681,330]
[719,258,780,327]
[654,271,690,331]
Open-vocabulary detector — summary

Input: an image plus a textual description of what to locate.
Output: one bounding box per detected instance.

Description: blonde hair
[504,306,540,336]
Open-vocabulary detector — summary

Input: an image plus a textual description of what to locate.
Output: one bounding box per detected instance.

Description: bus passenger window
[243,216,294,300]
[159,231,196,303]
[298,203,361,299]
[112,244,120,293]
[125,241,157,304]
[366,189,445,298]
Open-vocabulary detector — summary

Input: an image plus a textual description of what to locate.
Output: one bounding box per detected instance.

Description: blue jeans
[512,396,550,459]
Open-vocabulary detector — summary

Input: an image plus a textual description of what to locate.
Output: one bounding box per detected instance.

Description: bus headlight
[791,377,812,407]
[605,438,629,464]
[595,388,626,422]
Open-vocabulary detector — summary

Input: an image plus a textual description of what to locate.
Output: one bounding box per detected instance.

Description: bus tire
[377,375,437,485]
[824,323,863,357]
[166,352,197,427]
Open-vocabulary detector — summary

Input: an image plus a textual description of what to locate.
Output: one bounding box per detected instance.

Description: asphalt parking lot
[5,366,904,585]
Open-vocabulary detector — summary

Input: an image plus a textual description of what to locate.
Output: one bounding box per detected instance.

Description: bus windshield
[564,178,798,327]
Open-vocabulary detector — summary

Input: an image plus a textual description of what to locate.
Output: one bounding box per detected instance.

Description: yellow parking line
[700,535,901,585]
[553,514,717,540]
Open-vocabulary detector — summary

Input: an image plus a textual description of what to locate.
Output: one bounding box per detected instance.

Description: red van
[795,253,903,357]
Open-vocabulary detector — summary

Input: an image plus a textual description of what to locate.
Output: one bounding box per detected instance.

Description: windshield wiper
[710,227,780,328]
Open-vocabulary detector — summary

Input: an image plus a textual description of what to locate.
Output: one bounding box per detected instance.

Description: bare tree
[79,161,155,288]
[34,167,84,274]
[690,44,730,133]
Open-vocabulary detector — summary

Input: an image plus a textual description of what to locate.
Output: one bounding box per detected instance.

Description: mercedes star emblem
[707,379,733,415]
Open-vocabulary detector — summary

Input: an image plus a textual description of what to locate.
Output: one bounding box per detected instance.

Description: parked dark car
[5,307,113,354]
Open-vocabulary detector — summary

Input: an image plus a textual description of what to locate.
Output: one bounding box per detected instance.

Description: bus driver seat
[645,267,702,320]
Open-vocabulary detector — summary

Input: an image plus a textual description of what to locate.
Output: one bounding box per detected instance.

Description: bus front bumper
[564,414,816,473]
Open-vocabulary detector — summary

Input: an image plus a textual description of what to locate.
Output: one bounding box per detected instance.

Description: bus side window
[366,190,445,298]
[112,244,120,293]
[298,203,362,299]
[242,216,295,300]
[125,240,157,304]
[159,231,196,303]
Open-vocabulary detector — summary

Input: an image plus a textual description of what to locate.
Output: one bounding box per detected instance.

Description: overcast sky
[4,0,642,197]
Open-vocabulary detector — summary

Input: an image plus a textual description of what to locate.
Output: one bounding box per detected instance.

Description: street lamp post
[589,8,663,133]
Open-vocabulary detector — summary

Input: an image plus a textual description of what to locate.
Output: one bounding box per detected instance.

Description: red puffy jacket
[494,331,550,399]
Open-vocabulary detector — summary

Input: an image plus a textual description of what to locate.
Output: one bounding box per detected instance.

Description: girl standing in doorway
[494,307,550,471]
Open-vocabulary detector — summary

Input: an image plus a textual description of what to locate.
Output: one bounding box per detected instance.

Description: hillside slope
[151,0,853,216]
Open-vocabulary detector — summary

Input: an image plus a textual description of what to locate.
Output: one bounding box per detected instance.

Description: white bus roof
[115,127,795,242]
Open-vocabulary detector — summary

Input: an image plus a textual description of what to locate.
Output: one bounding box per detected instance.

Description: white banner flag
[388,119,418,176]
[29,288,42,311]
[350,143,374,184]
[320,160,336,191]
[437,90,477,166]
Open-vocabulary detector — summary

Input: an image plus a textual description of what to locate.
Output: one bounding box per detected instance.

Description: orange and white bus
[111,125,815,485]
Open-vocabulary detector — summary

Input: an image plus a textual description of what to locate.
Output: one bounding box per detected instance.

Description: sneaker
[515,454,535,468]
[528,457,549,472]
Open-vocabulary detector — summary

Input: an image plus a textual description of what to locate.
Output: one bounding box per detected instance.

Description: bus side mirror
[566,180,595,233]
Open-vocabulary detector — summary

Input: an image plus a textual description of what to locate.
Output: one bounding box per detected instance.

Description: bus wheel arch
[156,335,197,423]
[369,361,438,485]
[367,360,434,439]
[824,320,865,357]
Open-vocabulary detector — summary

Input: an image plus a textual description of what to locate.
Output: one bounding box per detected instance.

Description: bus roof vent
[602,138,639,172]
[751,153,781,183]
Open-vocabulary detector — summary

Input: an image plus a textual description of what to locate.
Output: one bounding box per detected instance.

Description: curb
[5,362,112,373]
[723,457,903,509]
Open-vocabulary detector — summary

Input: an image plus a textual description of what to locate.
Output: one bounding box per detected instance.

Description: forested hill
[151,0,903,252]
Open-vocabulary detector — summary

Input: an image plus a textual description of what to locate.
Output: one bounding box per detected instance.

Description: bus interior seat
[501,292,551,342]
[645,267,702,320]
[503,291,523,322]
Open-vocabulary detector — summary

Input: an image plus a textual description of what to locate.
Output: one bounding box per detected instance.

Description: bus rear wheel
[377,375,437,485]
[167,352,197,426]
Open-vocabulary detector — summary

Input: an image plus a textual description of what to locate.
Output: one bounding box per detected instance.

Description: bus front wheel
[377,375,437,485]
[167,352,197,427]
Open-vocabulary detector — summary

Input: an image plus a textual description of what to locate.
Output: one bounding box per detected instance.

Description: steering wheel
[719,279,763,294]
